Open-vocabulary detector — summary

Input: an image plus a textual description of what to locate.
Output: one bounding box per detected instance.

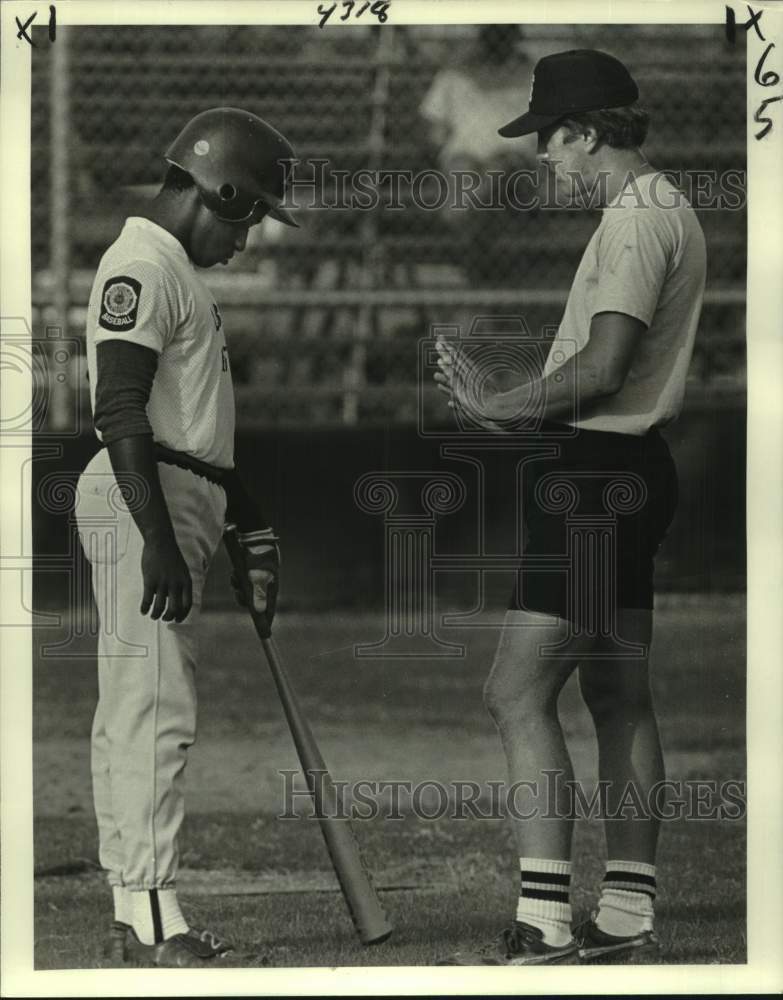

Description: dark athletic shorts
[510,421,678,625]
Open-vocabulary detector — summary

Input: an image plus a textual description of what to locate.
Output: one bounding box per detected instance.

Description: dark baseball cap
[499,49,639,138]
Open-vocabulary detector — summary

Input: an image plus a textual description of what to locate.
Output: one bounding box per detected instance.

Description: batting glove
[229,527,280,634]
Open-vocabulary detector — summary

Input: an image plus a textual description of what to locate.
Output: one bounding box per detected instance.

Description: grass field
[33,594,746,968]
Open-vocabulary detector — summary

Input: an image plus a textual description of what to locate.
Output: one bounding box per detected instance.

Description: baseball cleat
[109,922,235,967]
[102,920,131,965]
[437,920,579,966]
[574,916,659,963]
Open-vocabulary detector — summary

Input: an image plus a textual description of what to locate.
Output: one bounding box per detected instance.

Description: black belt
[154,443,230,487]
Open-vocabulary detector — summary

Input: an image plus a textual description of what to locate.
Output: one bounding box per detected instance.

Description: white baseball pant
[75,447,226,890]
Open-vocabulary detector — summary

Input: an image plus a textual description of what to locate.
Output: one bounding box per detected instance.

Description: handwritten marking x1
[15,6,56,47]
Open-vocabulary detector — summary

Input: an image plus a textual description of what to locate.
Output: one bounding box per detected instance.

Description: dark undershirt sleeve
[94,339,158,443]
[95,340,270,529]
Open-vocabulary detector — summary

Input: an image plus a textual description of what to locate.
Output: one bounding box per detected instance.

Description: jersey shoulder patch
[99,276,142,332]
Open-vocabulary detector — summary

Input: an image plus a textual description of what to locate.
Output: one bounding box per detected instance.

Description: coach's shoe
[119,924,235,967]
[437,920,578,966]
[574,916,659,963]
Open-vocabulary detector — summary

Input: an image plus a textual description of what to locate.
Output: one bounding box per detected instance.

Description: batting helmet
[164,108,298,227]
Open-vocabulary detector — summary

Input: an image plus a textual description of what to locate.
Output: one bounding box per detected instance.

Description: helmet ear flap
[164,107,299,227]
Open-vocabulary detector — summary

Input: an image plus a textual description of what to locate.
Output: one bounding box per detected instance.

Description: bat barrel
[262,638,393,944]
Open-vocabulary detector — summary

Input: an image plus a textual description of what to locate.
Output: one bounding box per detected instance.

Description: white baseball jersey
[545,171,706,435]
[85,216,235,467]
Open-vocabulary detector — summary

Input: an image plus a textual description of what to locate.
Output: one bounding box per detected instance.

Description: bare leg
[484,612,599,859]
[577,609,663,863]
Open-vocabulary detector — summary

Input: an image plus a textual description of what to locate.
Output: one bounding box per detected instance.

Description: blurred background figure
[419,25,538,283]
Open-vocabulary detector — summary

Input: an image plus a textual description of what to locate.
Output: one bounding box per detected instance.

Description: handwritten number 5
[754,94,783,140]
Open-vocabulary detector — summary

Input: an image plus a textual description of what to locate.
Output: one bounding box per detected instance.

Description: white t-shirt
[420,68,537,165]
[545,171,707,435]
[85,217,235,468]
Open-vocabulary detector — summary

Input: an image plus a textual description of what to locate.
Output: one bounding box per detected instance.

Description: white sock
[112,885,133,926]
[131,888,189,945]
[515,858,573,947]
[595,860,656,937]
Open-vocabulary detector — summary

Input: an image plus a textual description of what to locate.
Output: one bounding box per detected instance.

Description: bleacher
[31,24,746,427]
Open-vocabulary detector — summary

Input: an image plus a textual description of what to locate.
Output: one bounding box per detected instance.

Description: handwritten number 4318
[318,1,390,28]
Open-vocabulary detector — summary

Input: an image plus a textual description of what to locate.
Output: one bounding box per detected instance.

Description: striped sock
[515,858,573,947]
[131,888,189,945]
[595,860,656,937]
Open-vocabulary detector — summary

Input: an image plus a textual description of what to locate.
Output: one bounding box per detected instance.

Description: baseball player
[75,108,297,967]
[435,50,706,964]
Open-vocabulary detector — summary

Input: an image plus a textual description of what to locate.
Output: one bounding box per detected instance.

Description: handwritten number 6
[754,43,780,87]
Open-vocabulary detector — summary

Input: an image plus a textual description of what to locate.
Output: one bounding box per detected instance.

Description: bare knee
[483,674,510,726]
[483,618,583,732]
[483,666,560,733]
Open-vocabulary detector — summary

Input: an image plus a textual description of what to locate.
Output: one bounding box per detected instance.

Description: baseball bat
[223,526,393,946]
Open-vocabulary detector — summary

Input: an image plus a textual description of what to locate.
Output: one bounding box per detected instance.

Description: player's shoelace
[485,921,548,959]
[572,917,594,945]
[189,927,234,954]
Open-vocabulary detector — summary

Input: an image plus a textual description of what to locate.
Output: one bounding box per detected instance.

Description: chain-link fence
[31,23,746,429]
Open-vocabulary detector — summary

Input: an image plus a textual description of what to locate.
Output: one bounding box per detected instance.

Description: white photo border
[2,0,781,995]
